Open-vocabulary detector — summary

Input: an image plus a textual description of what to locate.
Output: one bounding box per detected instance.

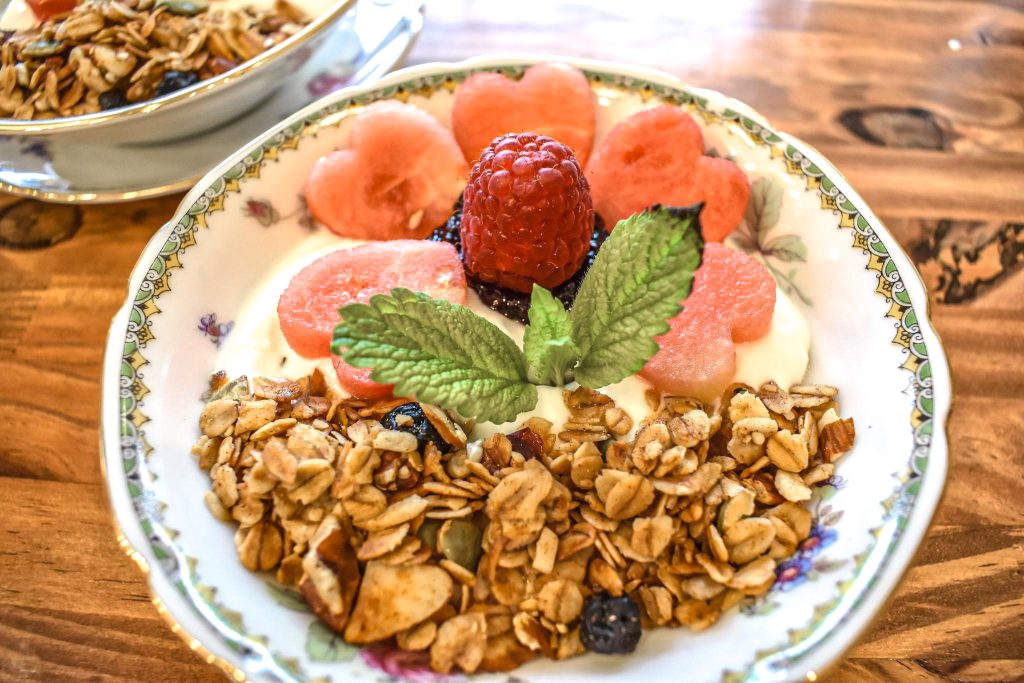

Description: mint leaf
[523,285,579,386]
[570,205,704,388]
[332,288,536,423]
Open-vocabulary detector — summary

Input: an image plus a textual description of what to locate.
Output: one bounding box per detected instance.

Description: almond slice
[344,561,453,644]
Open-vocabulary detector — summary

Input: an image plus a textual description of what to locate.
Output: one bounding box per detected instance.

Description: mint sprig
[332,205,704,423]
[332,288,536,423]
[570,205,704,387]
[523,285,579,386]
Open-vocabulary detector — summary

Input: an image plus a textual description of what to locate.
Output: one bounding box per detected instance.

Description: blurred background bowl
[0,0,356,145]
[0,0,424,201]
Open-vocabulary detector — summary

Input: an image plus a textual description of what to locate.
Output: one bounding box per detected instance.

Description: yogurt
[217,236,810,438]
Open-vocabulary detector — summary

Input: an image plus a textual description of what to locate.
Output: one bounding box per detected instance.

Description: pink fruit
[331,356,394,399]
[587,106,703,223]
[640,243,776,400]
[305,101,467,240]
[685,157,752,243]
[587,105,751,241]
[277,240,467,359]
[451,62,597,165]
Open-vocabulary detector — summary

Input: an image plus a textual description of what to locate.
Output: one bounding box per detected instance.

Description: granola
[0,0,309,119]
[191,368,856,673]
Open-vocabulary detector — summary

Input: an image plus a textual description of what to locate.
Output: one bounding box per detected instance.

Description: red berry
[459,133,594,293]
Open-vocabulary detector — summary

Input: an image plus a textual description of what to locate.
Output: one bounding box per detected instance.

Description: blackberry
[430,199,464,251]
[154,70,200,97]
[380,402,451,454]
[98,90,129,111]
[430,200,607,324]
[580,592,642,654]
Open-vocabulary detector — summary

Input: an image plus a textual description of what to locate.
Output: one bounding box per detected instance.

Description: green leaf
[333,288,536,424]
[265,581,312,613]
[745,176,783,239]
[306,620,357,662]
[764,234,807,262]
[570,205,704,388]
[523,285,579,386]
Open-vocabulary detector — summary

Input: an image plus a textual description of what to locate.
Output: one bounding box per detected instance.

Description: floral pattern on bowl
[100,56,951,683]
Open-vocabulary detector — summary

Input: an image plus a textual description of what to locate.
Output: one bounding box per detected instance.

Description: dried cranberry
[507,427,544,461]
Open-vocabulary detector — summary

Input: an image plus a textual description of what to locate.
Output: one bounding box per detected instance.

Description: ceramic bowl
[0,0,355,145]
[0,0,424,202]
[101,55,951,683]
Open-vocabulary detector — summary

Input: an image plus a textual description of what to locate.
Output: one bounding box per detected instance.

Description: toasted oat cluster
[191,369,856,673]
[0,0,309,120]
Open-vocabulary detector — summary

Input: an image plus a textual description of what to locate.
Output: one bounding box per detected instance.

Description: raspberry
[431,200,607,324]
[459,133,594,293]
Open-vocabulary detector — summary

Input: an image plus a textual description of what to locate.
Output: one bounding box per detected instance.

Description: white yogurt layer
[472,288,809,440]
[217,236,810,440]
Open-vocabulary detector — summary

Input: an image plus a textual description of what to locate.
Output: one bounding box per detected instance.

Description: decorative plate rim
[100,53,952,683]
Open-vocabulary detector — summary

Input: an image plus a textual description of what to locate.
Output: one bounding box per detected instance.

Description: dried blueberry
[580,592,642,654]
[430,200,607,325]
[98,90,129,111]
[154,70,200,97]
[380,402,451,454]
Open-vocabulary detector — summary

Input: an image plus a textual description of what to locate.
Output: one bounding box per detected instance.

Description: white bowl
[0,0,355,145]
[101,55,952,683]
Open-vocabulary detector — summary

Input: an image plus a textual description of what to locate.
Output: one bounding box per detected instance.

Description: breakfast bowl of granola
[100,55,951,682]
[0,0,354,140]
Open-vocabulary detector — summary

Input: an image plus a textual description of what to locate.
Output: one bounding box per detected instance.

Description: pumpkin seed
[438,519,483,571]
[416,518,443,552]
[22,39,64,58]
[716,488,755,532]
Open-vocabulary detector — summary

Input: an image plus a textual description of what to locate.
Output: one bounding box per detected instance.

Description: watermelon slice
[278,240,467,395]
[640,243,776,399]
[305,101,467,240]
[278,240,467,358]
[451,62,597,165]
[587,105,751,241]
[331,357,395,400]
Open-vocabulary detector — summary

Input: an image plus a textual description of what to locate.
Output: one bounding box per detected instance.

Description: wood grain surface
[1,0,1022,680]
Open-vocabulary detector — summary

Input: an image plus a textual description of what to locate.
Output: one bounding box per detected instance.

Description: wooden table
[1,1,1022,680]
